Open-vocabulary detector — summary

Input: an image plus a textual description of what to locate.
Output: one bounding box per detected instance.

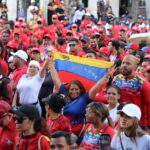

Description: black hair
[110,40,120,50]
[107,85,122,96]
[56,37,65,45]
[51,131,72,145]
[45,93,67,113]
[136,51,145,65]
[2,29,10,35]
[70,38,78,44]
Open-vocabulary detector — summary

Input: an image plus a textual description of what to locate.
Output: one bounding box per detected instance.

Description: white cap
[8,56,14,63]
[11,50,28,62]
[85,12,90,16]
[2,0,6,3]
[31,0,35,3]
[118,104,141,120]
[29,60,40,69]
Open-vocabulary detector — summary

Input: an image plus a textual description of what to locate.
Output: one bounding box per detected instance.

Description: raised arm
[88,67,114,99]
[39,58,50,78]
[48,58,62,92]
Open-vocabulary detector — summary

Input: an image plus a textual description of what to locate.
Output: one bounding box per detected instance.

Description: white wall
[7,0,17,20]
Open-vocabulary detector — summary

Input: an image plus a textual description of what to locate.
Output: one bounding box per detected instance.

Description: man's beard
[122,68,132,76]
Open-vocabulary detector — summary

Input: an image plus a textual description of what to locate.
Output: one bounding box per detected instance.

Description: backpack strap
[38,135,44,150]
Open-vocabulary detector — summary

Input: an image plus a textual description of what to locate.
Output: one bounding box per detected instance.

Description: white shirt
[17,73,44,104]
[73,9,85,23]
[107,103,119,123]
[111,132,150,150]
[27,5,39,21]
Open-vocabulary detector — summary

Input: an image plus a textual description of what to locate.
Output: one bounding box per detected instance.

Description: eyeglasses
[13,116,28,124]
[52,18,57,20]
[69,44,76,47]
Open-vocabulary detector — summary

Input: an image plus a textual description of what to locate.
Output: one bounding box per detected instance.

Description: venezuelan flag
[52,51,113,91]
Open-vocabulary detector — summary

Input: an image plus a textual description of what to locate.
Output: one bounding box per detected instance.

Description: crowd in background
[0,0,150,149]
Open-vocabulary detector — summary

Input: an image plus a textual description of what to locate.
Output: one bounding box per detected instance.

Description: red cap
[66,30,73,34]
[147,48,150,54]
[14,22,20,28]
[131,43,139,51]
[132,26,139,32]
[0,19,5,25]
[52,14,58,19]
[18,17,24,22]
[13,29,21,35]
[145,65,150,71]
[99,28,105,33]
[97,21,104,26]
[37,18,44,23]
[0,100,11,116]
[43,34,51,39]
[144,54,150,59]
[30,47,40,53]
[72,24,77,28]
[21,22,29,28]
[7,41,18,49]
[99,47,110,56]
[86,24,92,28]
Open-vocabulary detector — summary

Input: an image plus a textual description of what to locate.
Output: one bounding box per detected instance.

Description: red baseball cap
[30,47,40,53]
[14,22,20,28]
[7,41,18,49]
[52,14,58,19]
[145,65,150,71]
[97,21,104,26]
[144,54,150,59]
[86,24,92,28]
[21,22,29,28]
[0,100,11,117]
[131,43,139,51]
[99,47,110,56]
[13,29,21,35]
[43,34,51,39]
[72,24,77,28]
[37,18,44,23]
[18,17,24,22]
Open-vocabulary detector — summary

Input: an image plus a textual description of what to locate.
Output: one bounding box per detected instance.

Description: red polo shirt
[0,118,18,150]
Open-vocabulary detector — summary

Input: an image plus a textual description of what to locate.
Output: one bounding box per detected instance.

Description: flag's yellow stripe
[52,51,113,68]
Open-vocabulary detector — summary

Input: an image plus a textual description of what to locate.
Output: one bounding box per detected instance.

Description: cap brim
[9,109,26,117]
[125,45,131,49]
[10,52,16,56]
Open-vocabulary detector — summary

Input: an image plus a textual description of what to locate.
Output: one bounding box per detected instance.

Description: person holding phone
[111,103,150,150]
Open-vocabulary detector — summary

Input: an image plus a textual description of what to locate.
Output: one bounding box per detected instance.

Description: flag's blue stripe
[55,60,108,82]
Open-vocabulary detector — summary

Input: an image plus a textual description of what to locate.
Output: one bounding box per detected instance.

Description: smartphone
[100,134,111,150]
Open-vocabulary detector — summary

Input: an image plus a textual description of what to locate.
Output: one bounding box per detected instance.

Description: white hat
[2,0,6,3]
[118,104,141,120]
[31,0,35,3]
[8,56,14,63]
[29,60,40,69]
[11,50,28,62]
[85,12,90,16]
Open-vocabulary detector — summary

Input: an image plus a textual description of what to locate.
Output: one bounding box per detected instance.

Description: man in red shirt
[113,54,150,128]
[10,50,28,90]
[0,100,17,150]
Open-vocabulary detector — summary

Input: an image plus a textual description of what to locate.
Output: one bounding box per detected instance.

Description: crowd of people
[0,0,150,149]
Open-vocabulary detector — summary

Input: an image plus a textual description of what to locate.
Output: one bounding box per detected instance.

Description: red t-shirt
[0,58,8,75]
[46,114,71,136]
[0,119,18,150]
[10,66,27,87]
[80,124,115,150]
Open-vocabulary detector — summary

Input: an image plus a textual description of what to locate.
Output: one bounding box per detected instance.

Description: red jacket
[0,119,18,150]
[15,132,50,150]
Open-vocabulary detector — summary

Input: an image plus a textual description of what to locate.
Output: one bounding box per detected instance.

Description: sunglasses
[69,44,76,47]
[13,116,28,124]
[66,33,73,36]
